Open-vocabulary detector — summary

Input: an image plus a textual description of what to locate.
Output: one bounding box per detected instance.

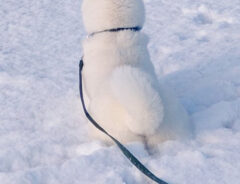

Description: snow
[1,0,240,183]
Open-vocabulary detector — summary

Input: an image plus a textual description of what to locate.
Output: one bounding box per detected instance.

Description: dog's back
[81,0,192,145]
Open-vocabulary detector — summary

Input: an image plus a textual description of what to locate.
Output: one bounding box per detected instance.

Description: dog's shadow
[160,53,240,114]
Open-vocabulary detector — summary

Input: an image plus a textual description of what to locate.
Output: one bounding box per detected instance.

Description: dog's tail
[109,65,164,136]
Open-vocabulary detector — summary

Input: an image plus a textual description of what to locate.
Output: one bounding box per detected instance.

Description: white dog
[81,0,192,146]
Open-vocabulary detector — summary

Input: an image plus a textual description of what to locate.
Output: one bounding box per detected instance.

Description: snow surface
[1,0,240,183]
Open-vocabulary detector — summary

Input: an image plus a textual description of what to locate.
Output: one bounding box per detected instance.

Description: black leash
[79,58,169,184]
[89,26,142,37]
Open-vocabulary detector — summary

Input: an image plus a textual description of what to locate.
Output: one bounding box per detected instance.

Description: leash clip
[79,57,84,71]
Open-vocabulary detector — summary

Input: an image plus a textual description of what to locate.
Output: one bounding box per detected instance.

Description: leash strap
[89,26,142,37]
[79,58,168,184]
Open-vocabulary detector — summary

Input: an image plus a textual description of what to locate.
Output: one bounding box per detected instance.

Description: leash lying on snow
[79,58,169,184]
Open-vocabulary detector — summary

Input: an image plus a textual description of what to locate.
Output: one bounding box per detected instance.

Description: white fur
[81,0,192,145]
[82,0,145,34]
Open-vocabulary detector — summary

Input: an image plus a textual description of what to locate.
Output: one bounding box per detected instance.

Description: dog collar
[88,26,142,37]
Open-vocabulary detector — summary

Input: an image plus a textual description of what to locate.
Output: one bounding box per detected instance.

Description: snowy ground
[1,0,240,183]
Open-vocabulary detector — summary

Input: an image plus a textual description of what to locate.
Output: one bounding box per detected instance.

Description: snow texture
[1,0,240,183]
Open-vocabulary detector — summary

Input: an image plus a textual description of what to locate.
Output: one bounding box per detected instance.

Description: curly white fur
[81,0,192,146]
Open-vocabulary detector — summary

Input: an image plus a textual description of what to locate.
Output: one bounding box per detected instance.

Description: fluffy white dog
[81,0,192,146]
